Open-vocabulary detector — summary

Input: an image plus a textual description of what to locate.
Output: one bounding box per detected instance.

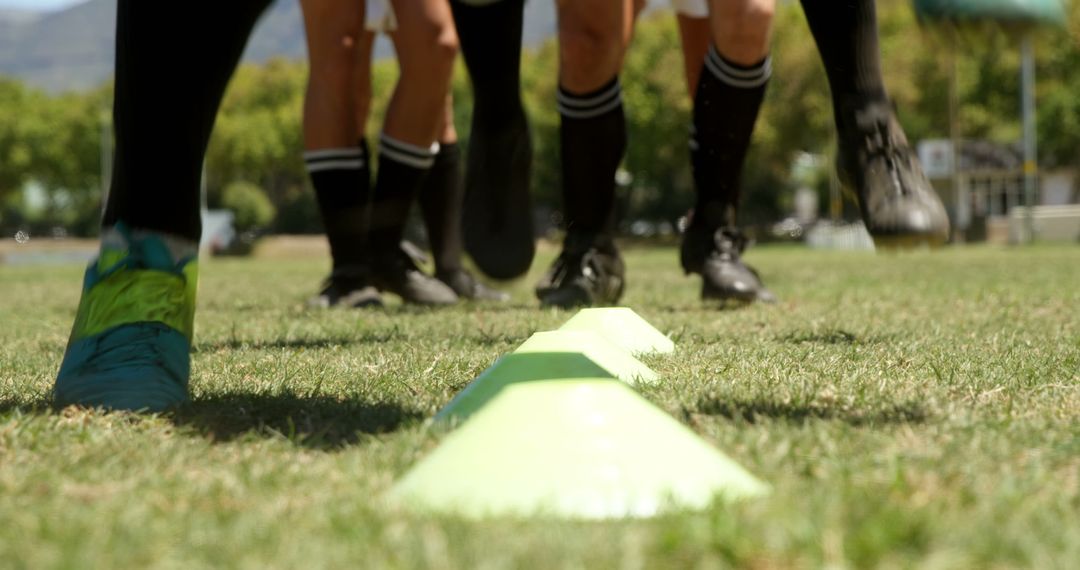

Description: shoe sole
[382,288,458,306]
[307,290,385,309]
[871,232,948,250]
[701,285,758,305]
[838,164,950,250]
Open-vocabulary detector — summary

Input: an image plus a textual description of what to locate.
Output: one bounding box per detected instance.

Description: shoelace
[857,118,912,198]
[547,249,598,288]
[85,324,183,373]
[704,228,768,283]
[96,225,190,284]
[79,231,194,340]
[709,228,748,263]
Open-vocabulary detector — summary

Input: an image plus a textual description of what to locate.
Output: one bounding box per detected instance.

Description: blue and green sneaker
[54,224,198,412]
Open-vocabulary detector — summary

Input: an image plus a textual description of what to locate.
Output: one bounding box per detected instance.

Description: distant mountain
[0,0,114,92]
[0,0,559,93]
[0,9,43,25]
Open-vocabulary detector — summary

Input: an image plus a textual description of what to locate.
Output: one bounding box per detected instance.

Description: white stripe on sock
[707,48,771,79]
[305,159,366,173]
[380,133,439,159]
[705,55,771,89]
[556,81,622,109]
[557,92,623,119]
[303,147,364,161]
[380,146,436,169]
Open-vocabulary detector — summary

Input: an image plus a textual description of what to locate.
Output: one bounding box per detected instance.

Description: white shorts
[375,0,709,31]
[672,0,708,18]
[365,0,397,33]
[450,0,709,18]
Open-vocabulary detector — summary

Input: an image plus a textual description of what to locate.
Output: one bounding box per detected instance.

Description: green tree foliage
[0,78,108,234]
[207,59,306,210]
[222,180,277,232]
[0,79,40,199]
[2,0,1078,235]
[1035,0,1080,171]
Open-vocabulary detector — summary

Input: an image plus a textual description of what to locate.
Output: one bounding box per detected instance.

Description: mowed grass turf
[1,243,1078,569]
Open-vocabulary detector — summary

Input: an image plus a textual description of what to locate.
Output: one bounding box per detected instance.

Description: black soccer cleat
[461,108,536,280]
[308,266,384,309]
[837,101,950,248]
[437,268,510,302]
[370,247,459,306]
[681,225,776,305]
[535,232,625,309]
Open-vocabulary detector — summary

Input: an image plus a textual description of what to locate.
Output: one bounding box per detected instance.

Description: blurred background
[1,0,1078,258]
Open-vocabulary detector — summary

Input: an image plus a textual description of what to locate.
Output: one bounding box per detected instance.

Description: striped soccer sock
[690,46,770,229]
[557,76,627,237]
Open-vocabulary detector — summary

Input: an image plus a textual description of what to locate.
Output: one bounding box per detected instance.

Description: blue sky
[0,0,82,10]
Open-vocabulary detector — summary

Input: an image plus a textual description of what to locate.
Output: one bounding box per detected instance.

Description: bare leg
[676,14,710,95]
[300,0,365,150]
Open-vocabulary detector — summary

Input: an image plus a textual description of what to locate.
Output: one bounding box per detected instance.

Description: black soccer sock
[800,0,888,126]
[306,141,371,270]
[691,46,770,229]
[368,133,437,252]
[418,142,465,273]
[558,76,627,239]
[450,0,526,125]
[102,0,273,242]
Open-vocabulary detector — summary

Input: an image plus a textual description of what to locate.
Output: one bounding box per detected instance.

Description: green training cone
[515,330,658,384]
[559,307,674,355]
[393,380,769,519]
[433,331,657,424]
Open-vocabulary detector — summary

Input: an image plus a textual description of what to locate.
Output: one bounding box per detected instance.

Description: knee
[559,23,624,90]
[435,24,460,67]
[717,0,774,33]
[713,0,775,62]
[423,21,460,72]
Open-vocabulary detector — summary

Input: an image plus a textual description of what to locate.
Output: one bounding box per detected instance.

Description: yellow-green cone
[433,330,657,425]
[393,380,769,519]
[559,308,675,355]
[514,330,658,384]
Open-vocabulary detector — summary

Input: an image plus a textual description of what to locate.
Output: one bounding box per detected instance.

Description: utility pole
[1020,33,1038,243]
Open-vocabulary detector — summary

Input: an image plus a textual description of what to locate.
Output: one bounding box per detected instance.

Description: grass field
[1,243,1078,569]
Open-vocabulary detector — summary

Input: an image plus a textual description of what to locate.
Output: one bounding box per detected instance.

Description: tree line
[1,0,1077,237]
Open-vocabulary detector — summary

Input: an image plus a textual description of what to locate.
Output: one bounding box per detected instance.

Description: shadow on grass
[469,329,532,347]
[655,302,757,314]
[0,397,52,415]
[694,396,929,426]
[0,393,423,451]
[194,329,408,352]
[171,394,424,450]
[353,302,541,316]
[777,329,898,346]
